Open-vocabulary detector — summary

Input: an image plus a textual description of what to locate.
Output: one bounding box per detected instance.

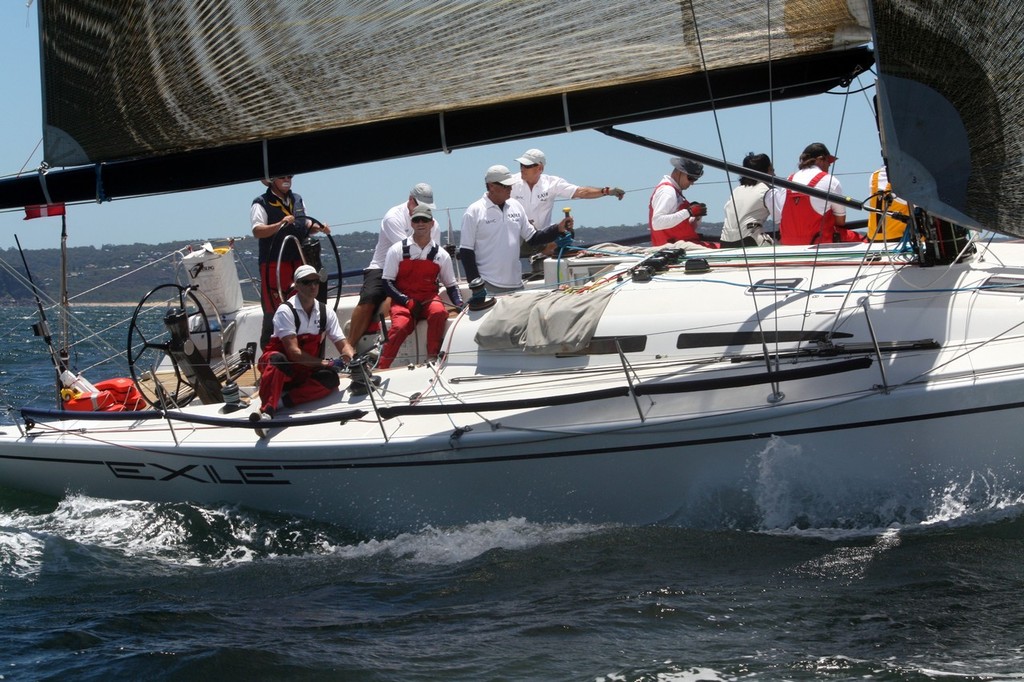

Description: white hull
[3,240,1024,531]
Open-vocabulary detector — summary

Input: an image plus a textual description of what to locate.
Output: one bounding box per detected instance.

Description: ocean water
[1,306,1024,681]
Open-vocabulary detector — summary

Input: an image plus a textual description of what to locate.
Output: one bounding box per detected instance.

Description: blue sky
[0,3,882,252]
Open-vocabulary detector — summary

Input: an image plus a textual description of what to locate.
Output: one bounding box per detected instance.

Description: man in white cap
[253,264,348,425]
[341,183,442,360]
[459,165,574,293]
[512,148,625,231]
[648,157,715,247]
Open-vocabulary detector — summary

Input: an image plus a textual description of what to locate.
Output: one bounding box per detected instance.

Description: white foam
[0,496,612,579]
[334,516,607,565]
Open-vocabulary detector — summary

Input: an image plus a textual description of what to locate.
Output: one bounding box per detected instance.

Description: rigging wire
[690,0,787,397]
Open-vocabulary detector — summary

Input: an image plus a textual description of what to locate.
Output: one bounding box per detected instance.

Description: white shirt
[721,183,781,243]
[510,173,579,229]
[649,174,700,232]
[460,194,535,289]
[272,293,345,343]
[381,238,458,289]
[784,167,846,218]
[367,202,443,270]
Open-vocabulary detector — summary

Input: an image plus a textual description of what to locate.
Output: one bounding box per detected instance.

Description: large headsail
[0,0,871,209]
[871,0,1024,234]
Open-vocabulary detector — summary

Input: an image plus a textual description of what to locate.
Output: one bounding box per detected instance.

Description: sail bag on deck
[475,290,615,355]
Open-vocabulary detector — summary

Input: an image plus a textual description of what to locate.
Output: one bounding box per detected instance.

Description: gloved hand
[688,202,707,218]
[408,298,424,318]
[609,187,625,200]
[330,356,347,371]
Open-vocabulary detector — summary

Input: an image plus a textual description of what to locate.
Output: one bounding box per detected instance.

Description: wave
[0,492,611,580]
[3,481,1023,585]
[744,435,1024,535]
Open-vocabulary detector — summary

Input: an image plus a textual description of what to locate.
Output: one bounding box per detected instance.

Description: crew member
[251,175,330,347]
[254,264,347,422]
[648,157,715,247]
[378,205,463,369]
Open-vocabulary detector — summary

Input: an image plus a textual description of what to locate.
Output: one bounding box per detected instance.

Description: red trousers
[257,346,339,412]
[378,298,447,369]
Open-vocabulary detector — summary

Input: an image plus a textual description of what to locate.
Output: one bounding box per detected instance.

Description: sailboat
[0,0,1021,532]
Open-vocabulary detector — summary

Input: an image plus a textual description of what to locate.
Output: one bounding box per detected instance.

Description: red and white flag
[24,203,66,220]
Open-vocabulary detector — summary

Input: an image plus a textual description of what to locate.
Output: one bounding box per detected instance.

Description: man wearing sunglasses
[253,264,348,424]
[377,205,463,369]
[648,156,715,247]
[459,165,574,293]
[340,183,440,361]
[512,148,625,274]
[511,148,624,232]
[251,175,330,348]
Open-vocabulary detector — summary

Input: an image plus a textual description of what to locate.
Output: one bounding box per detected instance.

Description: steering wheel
[126,284,214,409]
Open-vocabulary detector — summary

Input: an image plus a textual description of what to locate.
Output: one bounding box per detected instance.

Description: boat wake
[0,493,611,580]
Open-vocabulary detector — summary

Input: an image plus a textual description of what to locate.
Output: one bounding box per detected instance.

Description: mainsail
[0,0,871,209]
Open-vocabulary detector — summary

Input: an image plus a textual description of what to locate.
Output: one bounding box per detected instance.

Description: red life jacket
[780,171,835,245]
[396,240,441,301]
[648,181,699,246]
[261,301,327,359]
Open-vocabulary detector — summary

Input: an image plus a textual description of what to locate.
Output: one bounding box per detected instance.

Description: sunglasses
[411,217,432,224]
[297,278,320,286]
[520,163,539,169]
[686,175,699,183]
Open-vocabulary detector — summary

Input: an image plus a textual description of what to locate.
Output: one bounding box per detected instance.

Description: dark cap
[800,142,837,164]
[670,157,704,179]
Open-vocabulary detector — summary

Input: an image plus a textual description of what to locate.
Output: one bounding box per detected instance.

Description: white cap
[293,264,321,282]
[410,182,436,208]
[485,164,515,185]
[516,148,546,166]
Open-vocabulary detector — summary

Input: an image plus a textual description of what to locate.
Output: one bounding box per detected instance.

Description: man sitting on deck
[253,264,347,423]
[378,205,463,368]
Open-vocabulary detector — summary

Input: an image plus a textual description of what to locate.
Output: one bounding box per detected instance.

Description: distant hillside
[0,222,720,304]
